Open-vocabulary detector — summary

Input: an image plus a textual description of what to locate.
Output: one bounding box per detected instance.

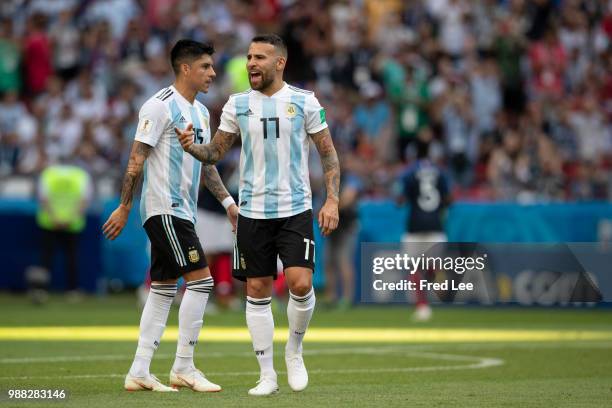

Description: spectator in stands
[469,54,502,137]
[49,7,80,81]
[440,80,474,187]
[528,24,567,101]
[353,81,392,161]
[0,0,609,211]
[487,129,532,201]
[380,48,431,162]
[22,13,53,97]
[493,17,527,115]
[0,19,21,94]
[570,161,608,201]
[569,94,609,163]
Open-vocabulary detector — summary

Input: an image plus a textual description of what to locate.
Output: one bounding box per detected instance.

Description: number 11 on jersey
[260,117,279,139]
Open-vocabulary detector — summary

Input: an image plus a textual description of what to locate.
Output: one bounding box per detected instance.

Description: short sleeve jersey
[134,85,211,225]
[218,82,327,219]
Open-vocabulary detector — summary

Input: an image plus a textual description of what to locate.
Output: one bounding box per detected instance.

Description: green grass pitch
[0,294,610,407]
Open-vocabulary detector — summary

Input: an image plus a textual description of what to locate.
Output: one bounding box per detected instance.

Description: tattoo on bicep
[311,128,340,201]
[120,141,152,208]
[189,130,238,164]
[202,165,230,203]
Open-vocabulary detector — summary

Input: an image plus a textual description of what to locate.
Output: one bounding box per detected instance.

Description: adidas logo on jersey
[238,109,254,117]
[179,115,187,123]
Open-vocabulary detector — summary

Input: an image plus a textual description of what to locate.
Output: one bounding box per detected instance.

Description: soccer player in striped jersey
[176,34,340,396]
[103,39,239,393]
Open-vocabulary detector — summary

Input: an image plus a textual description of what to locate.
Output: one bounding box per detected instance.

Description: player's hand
[175,123,194,153]
[226,203,239,232]
[102,205,130,240]
[318,198,339,236]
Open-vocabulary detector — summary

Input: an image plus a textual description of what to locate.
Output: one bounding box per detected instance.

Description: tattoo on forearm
[311,128,340,202]
[202,165,231,204]
[189,130,238,164]
[120,141,152,208]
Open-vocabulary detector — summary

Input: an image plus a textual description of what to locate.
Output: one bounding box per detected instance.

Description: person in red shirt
[22,13,53,97]
[528,26,567,99]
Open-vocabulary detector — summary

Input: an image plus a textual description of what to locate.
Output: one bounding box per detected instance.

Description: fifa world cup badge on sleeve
[138,119,152,134]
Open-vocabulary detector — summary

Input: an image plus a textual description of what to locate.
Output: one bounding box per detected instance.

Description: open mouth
[249,71,262,81]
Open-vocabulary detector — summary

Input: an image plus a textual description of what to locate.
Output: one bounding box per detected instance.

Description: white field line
[434,341,612,351]
[2,340,610,365]
[0,347,504,381]
[0,346,430,364]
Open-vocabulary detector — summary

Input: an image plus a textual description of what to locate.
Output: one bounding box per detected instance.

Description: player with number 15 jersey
[136,85,211,225]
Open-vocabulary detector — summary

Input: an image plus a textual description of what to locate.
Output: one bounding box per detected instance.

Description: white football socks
[246,296,276,380]
[129,282,176,378]
[172,277,214,374]
[286,287,315,355]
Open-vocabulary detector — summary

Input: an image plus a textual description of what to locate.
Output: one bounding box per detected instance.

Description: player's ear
[276,56,286,71]
[181,62,191,77]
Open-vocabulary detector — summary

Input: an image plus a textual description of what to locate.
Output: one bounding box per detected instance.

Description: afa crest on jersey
[286,103,297,118]
[188,248,200,263]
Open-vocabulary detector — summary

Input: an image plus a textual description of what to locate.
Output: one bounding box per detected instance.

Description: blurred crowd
[0,0,611,202]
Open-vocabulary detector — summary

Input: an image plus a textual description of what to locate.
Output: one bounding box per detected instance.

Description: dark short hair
[170,39,215,74]
[251,33,287,57]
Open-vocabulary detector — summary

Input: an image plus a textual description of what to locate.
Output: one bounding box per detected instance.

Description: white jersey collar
[254,81,287,98]
[170,85,196,107]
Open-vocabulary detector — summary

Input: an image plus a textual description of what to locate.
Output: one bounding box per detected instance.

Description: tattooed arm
[311,127,341,236]
[175,124,238,164]
[102,141,152,240]
[201,165,239,231]
[202,165,231,203]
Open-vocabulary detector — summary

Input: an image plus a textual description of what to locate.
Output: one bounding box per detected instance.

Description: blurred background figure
[34,163,92,303]
[396,129,451,321]
[323,161,363,309]
[195,152,241,311]
[22,12,53,98]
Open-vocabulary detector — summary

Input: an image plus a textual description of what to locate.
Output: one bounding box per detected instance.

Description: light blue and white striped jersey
[218,82,328,219]
[134,85,211,225]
